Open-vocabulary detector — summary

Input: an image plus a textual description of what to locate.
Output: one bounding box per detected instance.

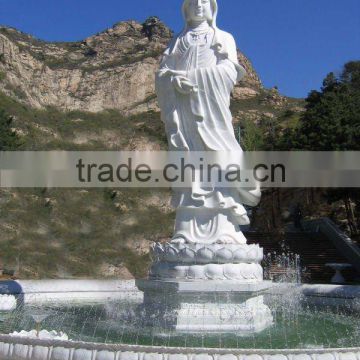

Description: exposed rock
[291,106,306,113]
[99,263,134,279]
[131,238,153,256]
[232,86,259,100]
[33,123,60,138]
[262,112,276,119]
[261,87,288,108]
[0,19,262,114]
[114,203,129,213]
[11,127,27,136]
[44,198,55,207]
[142,16,172,41]
[237,52,262,89]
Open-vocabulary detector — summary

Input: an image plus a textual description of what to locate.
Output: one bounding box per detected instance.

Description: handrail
[299,218,360,274]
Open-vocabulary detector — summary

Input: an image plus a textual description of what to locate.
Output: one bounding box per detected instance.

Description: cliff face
[0,19,261,115]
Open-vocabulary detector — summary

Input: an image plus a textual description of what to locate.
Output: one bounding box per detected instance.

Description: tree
[0,109,21,150]
[277,61,360,234]
[240,119,265,151]
[326,189,360,235]
[290,61,360,151]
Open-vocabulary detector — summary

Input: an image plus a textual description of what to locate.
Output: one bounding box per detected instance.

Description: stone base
[149,242,264,281]
[137,279,273,293]
[150,262,263,281]
[166,297,272,333]
[136,279,274,333]
[152,242,263,264]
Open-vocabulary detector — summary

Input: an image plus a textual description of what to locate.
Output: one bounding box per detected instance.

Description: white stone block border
[0,335,359,360]
[0,295,16,311]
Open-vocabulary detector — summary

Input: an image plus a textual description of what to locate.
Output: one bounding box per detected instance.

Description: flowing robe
[156,28,261,245]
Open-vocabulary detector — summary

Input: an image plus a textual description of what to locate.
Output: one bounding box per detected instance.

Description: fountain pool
[0,284,359,360]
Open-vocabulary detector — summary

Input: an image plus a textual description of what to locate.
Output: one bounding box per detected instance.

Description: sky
[0,0,359,98]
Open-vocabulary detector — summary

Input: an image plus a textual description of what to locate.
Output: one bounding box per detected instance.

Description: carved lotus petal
[151,243,164,261]
[244,264,259,279]
[150,262,170,278]
[180,247,197,263]
[216,248,233,263]
[217,235,236,245]
[166,264,182,279]
[218,356,238,360]
[233,249,247,262]
[292,356,312,360]
[173,266,188,279]
[165,245,179,262]
[151,242,159,252]
[158,243,166,254]
[168,355,188,360]
[317,355,336,360]
[197,247,215,264]
[258,247,264,260]
[187,265,205,280]
[223,264,240,280]
[149,263,160,277]
[242,265,253,279]
[267,356,288,360]
[176,242,186,251]
[339,354,357,360]
[244,355,264,360]
[205,264,223,280]
[248,248,258,261]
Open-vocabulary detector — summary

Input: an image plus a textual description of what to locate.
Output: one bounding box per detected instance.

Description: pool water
[0,297,359,349]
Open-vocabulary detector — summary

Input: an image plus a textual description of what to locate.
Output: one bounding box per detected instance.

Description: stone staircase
[245,231,359,284]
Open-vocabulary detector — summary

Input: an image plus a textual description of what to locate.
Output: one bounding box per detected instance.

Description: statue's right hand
[158,66,187,78]
[157,67,173,78]
[172,75,198,95]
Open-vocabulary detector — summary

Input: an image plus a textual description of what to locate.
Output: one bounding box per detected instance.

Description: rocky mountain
[0,18,305,279]
[0,18,261,115]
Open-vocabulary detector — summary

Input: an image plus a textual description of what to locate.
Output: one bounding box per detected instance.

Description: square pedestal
[136,280,274,333]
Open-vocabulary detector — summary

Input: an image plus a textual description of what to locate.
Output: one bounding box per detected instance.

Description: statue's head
[182,0,218,27]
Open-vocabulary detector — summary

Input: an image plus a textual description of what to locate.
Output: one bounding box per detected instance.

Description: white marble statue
[156,0,261,245]
[138,1,272,331]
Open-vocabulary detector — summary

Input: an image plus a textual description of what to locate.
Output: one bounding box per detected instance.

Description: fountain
[326,263,353,284]
[0,1,359,359]
[30,313,50,338]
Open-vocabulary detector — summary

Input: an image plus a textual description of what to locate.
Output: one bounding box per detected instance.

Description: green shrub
[0,108,21,150]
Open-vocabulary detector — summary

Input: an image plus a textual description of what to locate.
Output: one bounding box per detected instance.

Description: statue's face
[187,0,213,23]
